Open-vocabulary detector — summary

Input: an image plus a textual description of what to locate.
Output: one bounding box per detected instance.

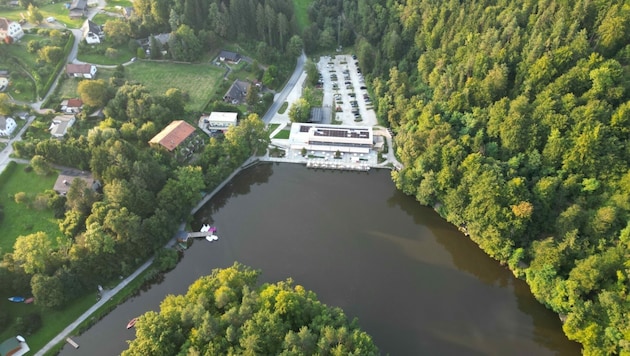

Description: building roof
[53,170,96,195]
[0,18,9,32]
[66,63,93,75]
[218,50,241,62]
[207,111,238,123]
[224,80,250,103]
[83,20,101,34]
[0,336,29,356]
[69,0,87,10]
[65,98,83,107]
[49,114,75,137]
[0,115,7,130]
[149,120,196,151]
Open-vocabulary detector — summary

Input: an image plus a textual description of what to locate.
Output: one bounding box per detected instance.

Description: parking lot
[317,55,377,127]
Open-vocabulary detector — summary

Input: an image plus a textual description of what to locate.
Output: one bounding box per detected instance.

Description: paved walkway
[34,258,153,356]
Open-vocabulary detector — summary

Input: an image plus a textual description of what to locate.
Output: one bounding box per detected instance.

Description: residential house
[49,114,76,137]
[66,63,97,79]
[198,111,238,133]
[0,71,8,92]
[223,79,250,104]
[0,115,17,137]
[60,98,83,114]
[218,50,241,64]
[149,120,196,152]
[53,170,98,195]
[0,336,29,356]
[82,19,103,44]
[69,0,88,18]
[0,17,24,44]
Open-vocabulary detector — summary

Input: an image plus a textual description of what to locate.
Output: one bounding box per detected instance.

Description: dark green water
[59,163,580,355]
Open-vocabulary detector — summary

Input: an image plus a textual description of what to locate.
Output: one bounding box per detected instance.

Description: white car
[46,17,55,23]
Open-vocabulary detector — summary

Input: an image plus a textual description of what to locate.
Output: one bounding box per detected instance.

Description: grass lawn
[126,61,224,112]
[272,129,290,139]
[1,3,84,28]
[292,0,312,33]
[278,102,289,114]
[268,123,280,132]
[0,164,61,253]
[77,42,135,66]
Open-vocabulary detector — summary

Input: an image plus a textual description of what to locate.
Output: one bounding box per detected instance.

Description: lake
[59,163,580,355]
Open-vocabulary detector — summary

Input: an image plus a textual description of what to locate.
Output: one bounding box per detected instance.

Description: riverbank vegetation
[302,0,630,353]
[123,263,378,355]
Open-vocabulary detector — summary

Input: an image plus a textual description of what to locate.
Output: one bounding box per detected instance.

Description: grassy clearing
[292,0,312,33]
[2,3,84,28]
[268,123,280,132]
[54,67,114,102]
[0,292,97,355]
[103,0,132,12]
[126,61,224,111]
[77,42,135,66]
[0,164,60,253]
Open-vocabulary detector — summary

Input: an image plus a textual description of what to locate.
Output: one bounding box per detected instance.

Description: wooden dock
[66,337,79,349]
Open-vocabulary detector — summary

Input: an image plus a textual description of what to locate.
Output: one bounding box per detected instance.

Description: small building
[149,120,196,152]
[218,50,241,64]
[0,17,24,43]
[122,6,134,18]
[60,98,83,114]
[49,114,76,138]
[223,79,250,104]
[0,335,29,356]
[309,107,326,123]
[198,111,238,133]
[66,64,97,79]
[82,19,103,44]
[0,116,17,137]
[289,123,373,154]
[69,0,88,18]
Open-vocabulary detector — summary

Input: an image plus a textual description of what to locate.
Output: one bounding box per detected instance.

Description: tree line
[306,0,630,353]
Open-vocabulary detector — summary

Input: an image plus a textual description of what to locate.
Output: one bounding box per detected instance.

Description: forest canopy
[123,263,378,355]
[308,0,630,354]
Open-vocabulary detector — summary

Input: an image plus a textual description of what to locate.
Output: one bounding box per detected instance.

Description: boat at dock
[8,296,25,303]
[126,317,138,329]
[206,234,219,242]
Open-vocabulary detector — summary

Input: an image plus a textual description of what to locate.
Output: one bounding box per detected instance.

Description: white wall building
[199,112,238,133]
[289,123,373,154]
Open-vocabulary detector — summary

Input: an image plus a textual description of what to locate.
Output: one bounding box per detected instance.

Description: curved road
[262,52,306,124]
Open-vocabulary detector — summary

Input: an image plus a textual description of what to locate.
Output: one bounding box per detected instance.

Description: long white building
[289,123,373,154]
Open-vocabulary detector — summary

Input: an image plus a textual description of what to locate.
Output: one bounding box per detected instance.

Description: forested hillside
[314,0,630,354]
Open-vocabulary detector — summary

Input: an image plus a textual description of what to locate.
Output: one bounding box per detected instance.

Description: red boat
[126,317,138,329]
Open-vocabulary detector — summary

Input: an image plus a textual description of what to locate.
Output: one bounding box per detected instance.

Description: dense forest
[123,263,378,355]
[303,0,630,354]
[119,0,303,62]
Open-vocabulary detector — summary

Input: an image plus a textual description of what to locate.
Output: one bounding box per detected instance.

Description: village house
[218,50,242,64]
[149,120,196,152]
[0,17,24,44]
[60,98,83,114]
[223,79,250,104]
[66,63,97,79]
[0,115,17,137]
[82,19,104,44]
[69,0,88,18]
[198,111,238,134]
[49,114,76,138]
